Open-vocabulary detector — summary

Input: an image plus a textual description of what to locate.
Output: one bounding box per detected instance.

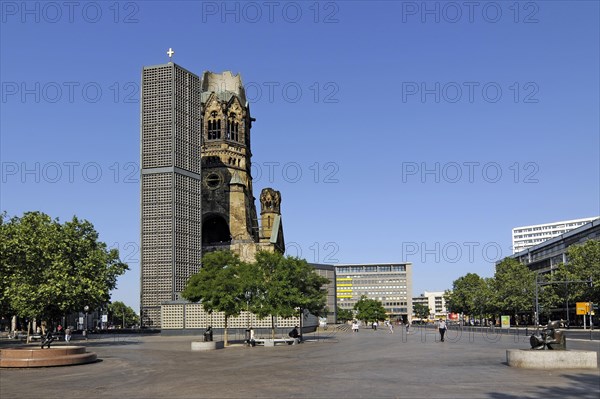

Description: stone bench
[191,341,224,351]
[253,338,297,346]
[507,349,598,369]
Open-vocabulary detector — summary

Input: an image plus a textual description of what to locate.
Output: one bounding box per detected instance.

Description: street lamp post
[245,291,251,329]
[83,305,89,339]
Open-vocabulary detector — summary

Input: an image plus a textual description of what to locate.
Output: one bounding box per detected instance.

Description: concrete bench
[253,338,298,346]
[191,341,224,351]
[15,334,42,340]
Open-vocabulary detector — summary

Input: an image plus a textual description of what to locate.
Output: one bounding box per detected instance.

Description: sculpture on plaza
[529,320,567,350]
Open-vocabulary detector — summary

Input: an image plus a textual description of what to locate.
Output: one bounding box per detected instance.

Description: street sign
[576,302,590,315]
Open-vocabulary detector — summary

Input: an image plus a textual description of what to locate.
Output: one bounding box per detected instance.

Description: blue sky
[1,1,599,312]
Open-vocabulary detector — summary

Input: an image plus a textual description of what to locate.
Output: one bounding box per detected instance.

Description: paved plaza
[1,327,599,399]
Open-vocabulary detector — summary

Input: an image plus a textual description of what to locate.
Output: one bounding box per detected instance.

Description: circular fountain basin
[0,346,97,368]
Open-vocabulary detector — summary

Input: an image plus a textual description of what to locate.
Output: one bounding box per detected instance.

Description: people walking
[388,322,394,334]
[352,321,359,333]
[438,319,447,342]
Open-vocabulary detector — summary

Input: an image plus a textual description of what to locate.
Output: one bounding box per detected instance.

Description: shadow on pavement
[487,373,600,399]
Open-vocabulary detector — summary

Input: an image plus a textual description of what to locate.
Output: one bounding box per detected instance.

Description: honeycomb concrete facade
[140,63,202,328]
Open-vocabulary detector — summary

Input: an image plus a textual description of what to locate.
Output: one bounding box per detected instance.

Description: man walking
[438,319,447,342]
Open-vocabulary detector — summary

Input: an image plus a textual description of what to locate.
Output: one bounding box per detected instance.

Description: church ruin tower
[259,188,285,253]
[259,188,284,250]
[200,71,283,261]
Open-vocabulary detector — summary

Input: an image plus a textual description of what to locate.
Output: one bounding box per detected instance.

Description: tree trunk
[224,316,228,346]
[26,320,31,343]
[271,315,275,339]
[299,308,303,342]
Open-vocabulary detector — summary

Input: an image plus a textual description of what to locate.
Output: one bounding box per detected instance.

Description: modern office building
[335,263,412,321]
[412,291,447,320]
[309,263,337,324]
[140,62,203,328]
[512,217,598,254]
[510,217,599,273]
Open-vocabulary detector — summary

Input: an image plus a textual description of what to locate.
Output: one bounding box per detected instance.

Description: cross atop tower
[167,48,175,61]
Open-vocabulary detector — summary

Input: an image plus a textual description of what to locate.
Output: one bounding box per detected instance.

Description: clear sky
[1,1,599,313]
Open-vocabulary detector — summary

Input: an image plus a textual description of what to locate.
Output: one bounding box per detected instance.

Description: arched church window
[208,117,221,140]
[202,215,231,245]
[233,122,239,142]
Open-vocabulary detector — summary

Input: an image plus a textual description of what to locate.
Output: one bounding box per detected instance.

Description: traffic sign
[576,302,590,315]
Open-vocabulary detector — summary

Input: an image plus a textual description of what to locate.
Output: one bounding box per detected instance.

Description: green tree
[535,273,562,322]
[561,240,599,303]
[540,240,600,322]
[445,273,491,322]
[492,258,536,323]
[413,303,431,320]
[1,212,128,337]
[337,308,354,323]
[182,251,248,346]
[108,301,139,328]
[250,251,329,338]
[353,295,387,323]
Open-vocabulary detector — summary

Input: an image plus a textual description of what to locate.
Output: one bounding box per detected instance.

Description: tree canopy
[337,308,354,323]
[445,273,491,318]
[554,239,600,303]
[537,240,600,321]
[181,251,249,345]
[445,239,600,325]
[249,251,329,336]
[0,211,128,325]
[107,301,139,328]
[413,303,430,320]
[182,250,330,342]
[353,295,387,323]
[491,258,535,318]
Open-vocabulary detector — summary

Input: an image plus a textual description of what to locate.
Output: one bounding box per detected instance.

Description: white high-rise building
[412,291,447,320]
[512,217,598,254]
